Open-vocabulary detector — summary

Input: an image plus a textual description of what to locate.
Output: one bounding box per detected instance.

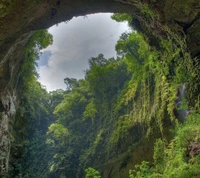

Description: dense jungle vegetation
[7,14,200,178]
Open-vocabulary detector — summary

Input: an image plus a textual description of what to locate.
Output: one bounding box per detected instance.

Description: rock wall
[0,90,16,176]
[0,31,32,175]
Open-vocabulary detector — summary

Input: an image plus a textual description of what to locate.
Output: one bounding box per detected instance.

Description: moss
[0,0,14,18]
[164,0,200,22]
[141,4,155,18]
[130,113,200,177]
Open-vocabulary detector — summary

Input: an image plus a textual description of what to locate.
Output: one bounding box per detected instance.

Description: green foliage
[51,54,131,176]
[111,13,132,23]
[64,77,78,90]
[54,80,90,124]
[83,99,97,122]
[129,113,200,178]
[48,18,199,178]
[16,29,53,92]
[7,30,54,178]
[9,13,200,178]
[153,139,166,173]
[47,123,69,139]
[47,18,198,177]
[129,161,152,178]
[85,167,101,178]
[86,54,130,103]
[8,80,54,178]
[49,89,65,112]
[141,4,155,18]
[111,26,197,140]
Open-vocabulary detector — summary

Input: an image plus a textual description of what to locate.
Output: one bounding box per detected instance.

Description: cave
[1,0,200,177]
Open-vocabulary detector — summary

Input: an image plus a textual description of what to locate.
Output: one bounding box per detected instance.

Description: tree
[86,54,130,102]
[111,13,132,23]
[88,53,108,67]
[8,30,54,178]
[64,77,78,90]
[85,167,101,178]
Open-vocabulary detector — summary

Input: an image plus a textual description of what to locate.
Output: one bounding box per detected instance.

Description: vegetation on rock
[6,13,200,178]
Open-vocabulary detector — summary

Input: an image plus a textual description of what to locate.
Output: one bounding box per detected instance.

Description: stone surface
[0,90,16,175]
[188,140,200,157]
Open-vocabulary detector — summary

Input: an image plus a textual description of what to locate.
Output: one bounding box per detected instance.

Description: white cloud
[38,13,130,91]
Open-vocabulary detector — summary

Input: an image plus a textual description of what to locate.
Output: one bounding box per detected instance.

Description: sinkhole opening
[37,13,130,92]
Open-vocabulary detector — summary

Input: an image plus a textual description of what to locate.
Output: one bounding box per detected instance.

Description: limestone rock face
[187,19,200,57]
[0,90,16,176]
[0,0,200,176]
[161,0,200,56]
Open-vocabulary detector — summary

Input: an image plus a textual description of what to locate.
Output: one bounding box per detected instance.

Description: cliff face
[0,0,200,176]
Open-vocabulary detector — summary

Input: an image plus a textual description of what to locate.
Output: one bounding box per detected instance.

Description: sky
[37,13,130,91]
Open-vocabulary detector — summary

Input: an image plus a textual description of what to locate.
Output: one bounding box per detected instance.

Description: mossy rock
[164,0,200,23]
[0,0,13,18]
[187,19,200,56]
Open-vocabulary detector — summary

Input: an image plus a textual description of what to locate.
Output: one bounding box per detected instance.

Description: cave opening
[1,1,200,178]
[37,13,130,91]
